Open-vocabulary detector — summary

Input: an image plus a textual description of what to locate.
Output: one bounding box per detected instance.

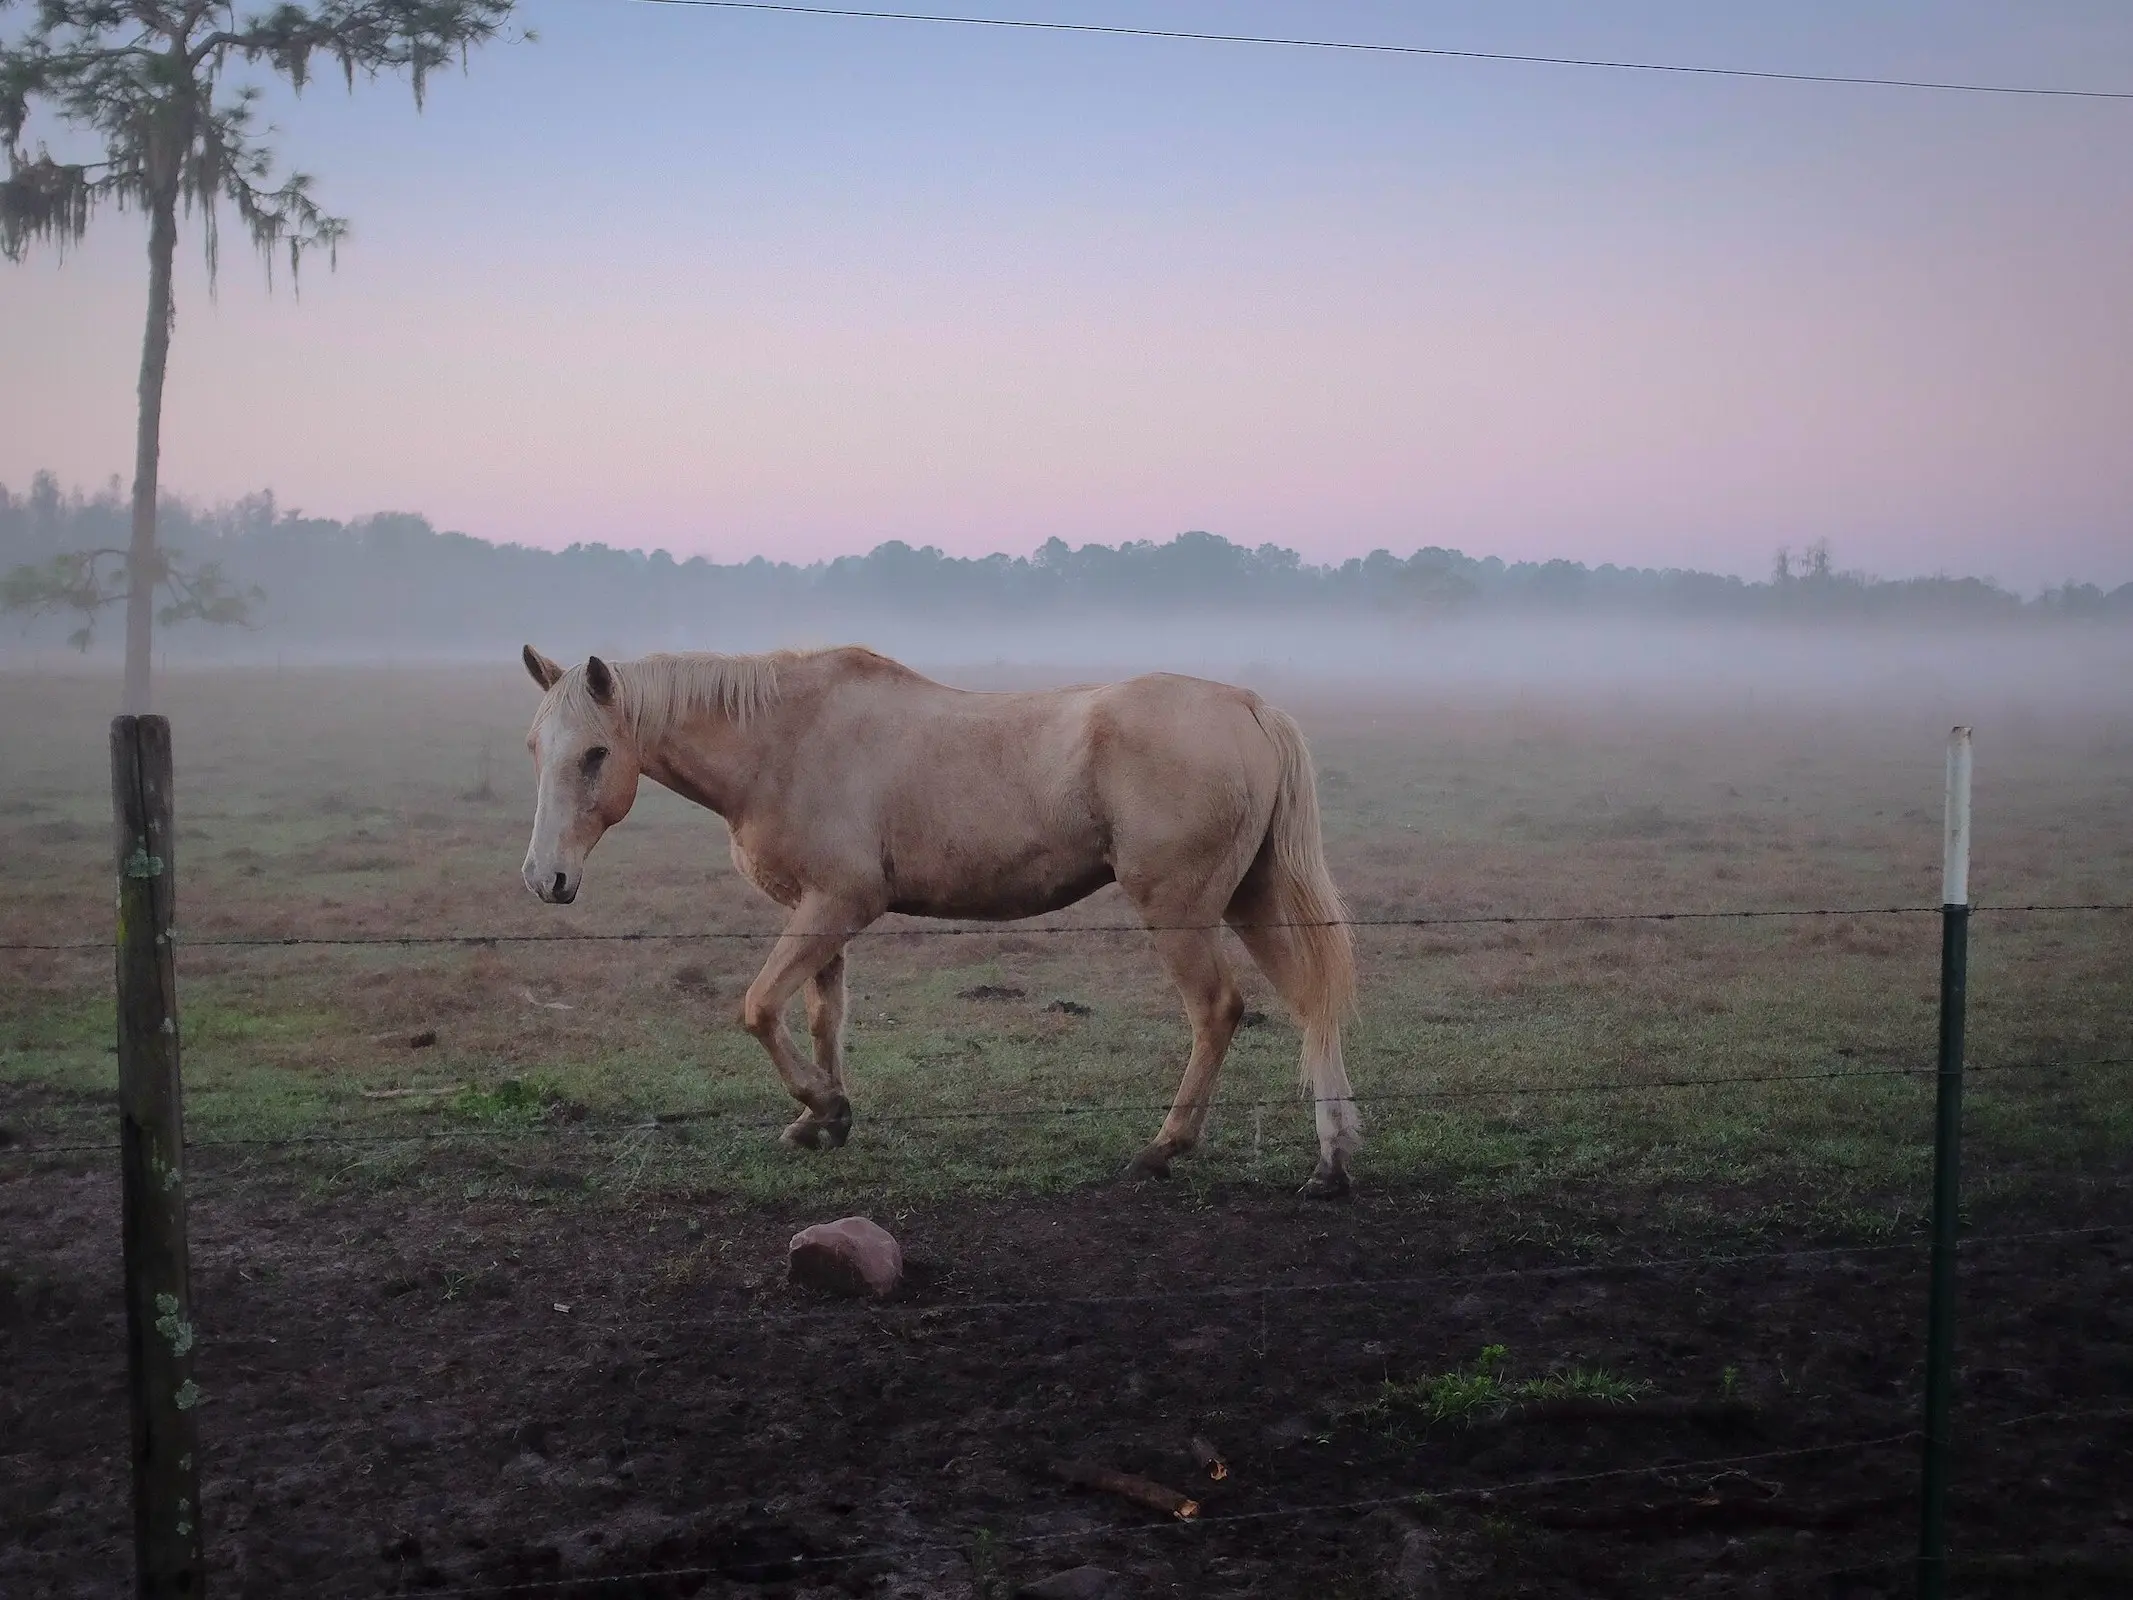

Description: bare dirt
[4,1159,2130,1599]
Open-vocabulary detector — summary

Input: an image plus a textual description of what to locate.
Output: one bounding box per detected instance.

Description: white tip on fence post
[1942,728,1972,908]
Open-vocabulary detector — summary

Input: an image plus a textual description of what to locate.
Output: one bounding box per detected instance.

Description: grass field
[1,660,2129,1222]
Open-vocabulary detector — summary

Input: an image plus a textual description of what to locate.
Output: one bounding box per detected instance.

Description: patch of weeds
[1541,1366,1649,1405]
[1720,1364,1742,1402]
[429,1262,510,1305]
[647,1243,720,1293]
[450,1076,572,1125]
[1367,1344,1651,1429]
[1809,1198,1921,1243]
[1384,1343,1517,1426]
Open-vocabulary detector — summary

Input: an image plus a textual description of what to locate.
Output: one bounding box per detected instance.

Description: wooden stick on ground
[1189,1436,1229,1481]
[1056,1461,1200,1519]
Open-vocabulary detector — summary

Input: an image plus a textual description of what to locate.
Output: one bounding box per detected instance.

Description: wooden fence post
[112,714,205,1597]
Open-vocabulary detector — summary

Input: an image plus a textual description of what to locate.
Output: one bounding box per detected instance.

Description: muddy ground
[4,1157,2130,1600]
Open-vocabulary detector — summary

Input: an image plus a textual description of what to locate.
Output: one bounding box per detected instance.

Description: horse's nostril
[552,872,568,899]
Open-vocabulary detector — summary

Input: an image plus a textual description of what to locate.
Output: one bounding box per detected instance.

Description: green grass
[3,666,2128,1214]
[3,953,2126,1216]
[1367,1344,1652,1429]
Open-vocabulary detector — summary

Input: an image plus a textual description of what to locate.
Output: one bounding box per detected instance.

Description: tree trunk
[126,193,180,715]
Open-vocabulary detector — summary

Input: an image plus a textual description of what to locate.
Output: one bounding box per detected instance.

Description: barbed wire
[160,1063,1970,1147]
[336,1401,2133,1596]
[5,1055,2127,1158]
[1969,1402,2133,1434]
[189,1261,2133,1451]
[377,1431,1925,1598]
[3,898,2126,953]
[1792,1553,1910,1586]
[197,1223,2124,1351]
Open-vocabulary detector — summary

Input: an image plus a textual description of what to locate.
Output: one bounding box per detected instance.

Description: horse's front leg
[801,949,851,1144]
[739,897,871,1150]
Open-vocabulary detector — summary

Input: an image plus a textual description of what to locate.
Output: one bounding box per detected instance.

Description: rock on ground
[786,1216,903,1298]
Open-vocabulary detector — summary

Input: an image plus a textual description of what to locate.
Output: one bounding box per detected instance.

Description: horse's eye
[581,746,609,776]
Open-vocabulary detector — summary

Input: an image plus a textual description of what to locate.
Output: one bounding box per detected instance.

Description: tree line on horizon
[3,471,2127,656]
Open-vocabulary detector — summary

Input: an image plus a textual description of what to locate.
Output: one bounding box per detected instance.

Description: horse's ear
[584,655,616,706]
[523,645,565,691]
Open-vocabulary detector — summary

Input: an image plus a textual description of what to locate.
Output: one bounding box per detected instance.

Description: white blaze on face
[522,715,583,904]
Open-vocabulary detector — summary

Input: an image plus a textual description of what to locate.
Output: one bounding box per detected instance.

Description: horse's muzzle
[525,861,579,903]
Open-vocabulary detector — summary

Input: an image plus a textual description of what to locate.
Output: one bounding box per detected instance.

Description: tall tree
[1,0,519,710]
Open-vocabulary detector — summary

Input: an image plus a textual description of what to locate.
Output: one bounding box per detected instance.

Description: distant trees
[0,470,262,652]
[0,0,520,709]
[1767,539,2049,622]
[4,475,2128,656]
[2036,581,2113,618]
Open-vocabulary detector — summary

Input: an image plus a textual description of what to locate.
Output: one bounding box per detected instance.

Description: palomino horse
[519,645,1362,1195]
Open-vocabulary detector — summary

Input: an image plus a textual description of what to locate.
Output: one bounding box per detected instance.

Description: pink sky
[5,2,2130,588]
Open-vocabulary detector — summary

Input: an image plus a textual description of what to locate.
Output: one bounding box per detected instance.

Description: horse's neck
[636,650,888,819]
[637,705,766,820]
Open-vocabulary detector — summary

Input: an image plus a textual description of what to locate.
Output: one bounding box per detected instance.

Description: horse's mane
[538,650,792,749]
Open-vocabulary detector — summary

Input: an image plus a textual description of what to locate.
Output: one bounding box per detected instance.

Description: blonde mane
[538,650,790,750]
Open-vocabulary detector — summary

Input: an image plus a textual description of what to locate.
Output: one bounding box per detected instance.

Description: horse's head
[521,645,642,904]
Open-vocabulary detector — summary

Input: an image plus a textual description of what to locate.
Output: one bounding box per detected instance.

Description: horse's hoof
[781,1096,852,1151]
[1125,1146,1174,1182]
[1299,1164,1352,1201]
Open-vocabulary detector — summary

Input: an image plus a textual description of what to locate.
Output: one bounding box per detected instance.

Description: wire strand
[3,900,2125,952]
[6,1057,2126,1157]
[379,1431,1923,1597]
[1968,1401,2133,1434]
[199,1225,2123,1349]
[330,1404,2133,1598]
[625,1,2133,102]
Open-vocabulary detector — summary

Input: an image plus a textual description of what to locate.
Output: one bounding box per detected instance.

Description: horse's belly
[886,849,1114,920]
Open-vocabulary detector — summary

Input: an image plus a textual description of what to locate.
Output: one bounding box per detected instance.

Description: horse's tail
[1244,704,1361,1165]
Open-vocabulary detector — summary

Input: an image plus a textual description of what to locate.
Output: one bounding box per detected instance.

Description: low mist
[5,474,2131,730]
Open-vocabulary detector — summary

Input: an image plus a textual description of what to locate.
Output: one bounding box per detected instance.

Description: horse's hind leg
[740,896,868,1150]
[1128,923,1246,1180]
[1228,873,1360,1198]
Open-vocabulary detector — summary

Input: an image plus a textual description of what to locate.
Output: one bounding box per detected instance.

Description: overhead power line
[628,0,2133,102]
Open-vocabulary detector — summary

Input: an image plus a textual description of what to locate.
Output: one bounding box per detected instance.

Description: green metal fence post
[1918,725,1972,1600]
